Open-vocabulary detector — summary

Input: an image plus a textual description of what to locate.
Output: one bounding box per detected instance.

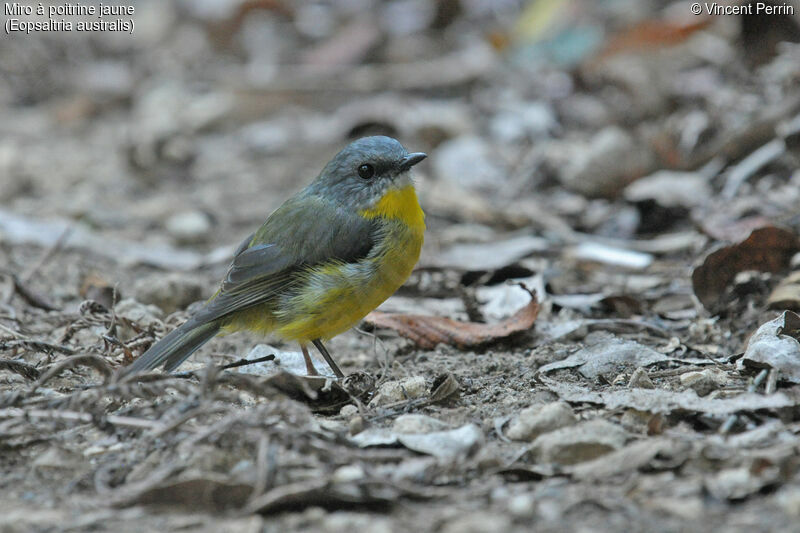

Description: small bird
[125,136,426,378]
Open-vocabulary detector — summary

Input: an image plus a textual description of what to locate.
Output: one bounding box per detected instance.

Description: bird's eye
[357,163,375,180]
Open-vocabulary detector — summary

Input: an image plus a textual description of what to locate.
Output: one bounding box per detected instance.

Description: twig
[0,269,59,312]
[721,138,786,199]
[250,434,276,501]
[33,354,113,391]
[0,338,75,355]
[458,285,484,323]
[0,321,24,338]
[719,368,770,434]
[218,353,276,370]
[0,359,40,380]
[22,226,73,283]
[765,368,779,395]
[0,407,159,430]
[102,335,134,363]
[150,404,229,438]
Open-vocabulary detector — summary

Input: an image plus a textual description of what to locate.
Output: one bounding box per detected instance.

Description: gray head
[308,136,426,210]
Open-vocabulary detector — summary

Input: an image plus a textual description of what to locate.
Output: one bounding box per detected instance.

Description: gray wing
[193,195,379,324]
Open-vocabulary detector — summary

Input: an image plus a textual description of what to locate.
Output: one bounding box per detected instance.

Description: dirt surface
[3,1,800,532]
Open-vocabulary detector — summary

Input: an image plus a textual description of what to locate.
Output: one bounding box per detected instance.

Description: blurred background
[3,3,800,530]
[1,0,798,264]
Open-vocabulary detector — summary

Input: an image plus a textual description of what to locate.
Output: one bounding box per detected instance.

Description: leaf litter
[2,2,800,532]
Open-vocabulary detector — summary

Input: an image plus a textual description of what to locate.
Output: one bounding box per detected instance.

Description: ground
[2,1,800,532]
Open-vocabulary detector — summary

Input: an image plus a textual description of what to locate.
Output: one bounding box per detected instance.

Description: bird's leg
[300,343,319,376]
[312,339,344,378]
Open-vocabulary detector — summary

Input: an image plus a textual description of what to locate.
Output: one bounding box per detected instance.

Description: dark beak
[399,152,427,171]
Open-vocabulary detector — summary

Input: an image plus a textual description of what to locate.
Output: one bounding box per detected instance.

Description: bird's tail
[124,319,221,375]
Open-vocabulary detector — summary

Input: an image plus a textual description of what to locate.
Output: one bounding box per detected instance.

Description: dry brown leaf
[365,290,538,349]
[768,271,800,311]
[692,227,800,311]
[599,19,712,58]
[125,476,253,511]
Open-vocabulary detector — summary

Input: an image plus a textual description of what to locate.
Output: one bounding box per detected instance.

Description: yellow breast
[274,185,425,342]
[358,185,426,231]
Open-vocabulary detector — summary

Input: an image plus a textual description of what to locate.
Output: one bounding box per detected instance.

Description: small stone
[33,447,80,470]
[339,404,358,418]
[113,298,164,331]
[397,424,483,460]
[680,368,726,396]
[531,419,627,465]
[440,512,511,533]
[165,210,212,244]
[392,414,448,434]
[628,367,655,389]
[348,416,365,436]
[620,409,654,433]
[506,402,577,441]
[432,136,506,192]
[331,464,365,484]
[323,512,393,533]
[555,126,653,198]
[133,272,205,314]
[705,467,773,500]
[368,376,426,407]
[624,170,712,209]
[507,493,536,518]
[777,487,800,517]
[489,102,555,143]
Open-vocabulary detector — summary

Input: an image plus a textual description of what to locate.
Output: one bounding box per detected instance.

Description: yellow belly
[226,185,424,343]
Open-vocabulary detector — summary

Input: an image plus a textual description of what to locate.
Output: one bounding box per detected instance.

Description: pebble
[113,298,164,330]
[507,493,536,518]
[133,272,205,314]
[489,101,555,143]
[440,512,511,533]
[680,368,726,396]
[777,487,800,517]
[339,404,358,418]
[392,413,449,434]
[331,464,365,484]
[368,376,427,407]
[506,402,577,441]
[348,416,365,436]
[32,447,80,470]
[165,210,212,244]
[624,170,712,208]
[628,367,655,389]
[397,424,483,460]
[432,135,505,192]
[530,419,627,465]
[322,512,393,533]
[555,126,653,198]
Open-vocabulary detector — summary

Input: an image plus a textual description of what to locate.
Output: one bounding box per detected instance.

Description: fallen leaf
[429,373,460,403]
[739,311,800,383]
[566,241,653,270]
[124,476,253,511]
[540,377,794,415]
[692,226,800,311]
[538,337,672,380]
[351,423,483,461]
[364,291,539,349]
[699,214,774,243]
[568,437,687,480]
[599,19,712,58]
[428,235,548,271]
[705,464,782,501]
[768,271,800,310]
[244,479,402,515]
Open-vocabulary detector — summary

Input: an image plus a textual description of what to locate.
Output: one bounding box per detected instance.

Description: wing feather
[193,194,378,324]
